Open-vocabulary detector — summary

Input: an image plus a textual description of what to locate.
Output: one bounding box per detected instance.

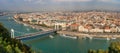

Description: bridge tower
[11,29,14,38]
[54,23,59,30]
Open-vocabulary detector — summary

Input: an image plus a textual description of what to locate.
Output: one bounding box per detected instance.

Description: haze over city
[0,0,120,12]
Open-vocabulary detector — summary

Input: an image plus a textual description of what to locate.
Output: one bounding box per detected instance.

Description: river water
[0,15,120,53]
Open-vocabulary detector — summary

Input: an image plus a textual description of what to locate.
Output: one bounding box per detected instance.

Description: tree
[5,45,13,53]
[0,23,33,53]
[14,47,22,53]
[88,42,120,53]
[0,23,10,38]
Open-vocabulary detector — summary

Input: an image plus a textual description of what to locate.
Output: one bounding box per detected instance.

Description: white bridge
[10,29,57,40]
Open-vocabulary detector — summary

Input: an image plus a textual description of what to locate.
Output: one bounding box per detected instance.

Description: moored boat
[60,34,77,39]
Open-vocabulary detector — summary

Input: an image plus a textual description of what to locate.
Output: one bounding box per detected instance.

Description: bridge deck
[15,30,56,40]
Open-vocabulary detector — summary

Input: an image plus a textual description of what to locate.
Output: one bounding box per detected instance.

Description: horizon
[0,0,120,12]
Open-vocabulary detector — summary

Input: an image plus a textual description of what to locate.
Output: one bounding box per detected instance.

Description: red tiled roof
[71,23,79,27]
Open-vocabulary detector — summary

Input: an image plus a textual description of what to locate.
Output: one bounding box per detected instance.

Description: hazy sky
[0,0,120,12]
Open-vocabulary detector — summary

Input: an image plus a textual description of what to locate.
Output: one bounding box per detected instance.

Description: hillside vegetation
[0,23,33,53]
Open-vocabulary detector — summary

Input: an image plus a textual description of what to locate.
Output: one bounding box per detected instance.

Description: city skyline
[0,0,120,12]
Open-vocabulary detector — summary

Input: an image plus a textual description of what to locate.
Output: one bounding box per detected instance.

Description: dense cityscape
[1,0,120,53]
[14,12,120,33]
[13,12,120,37]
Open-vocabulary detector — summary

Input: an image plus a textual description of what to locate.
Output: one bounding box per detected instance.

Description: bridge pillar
[56,25,59,30]
[55,24,57,30]
[11,29,14,38]
[54,23,59,30]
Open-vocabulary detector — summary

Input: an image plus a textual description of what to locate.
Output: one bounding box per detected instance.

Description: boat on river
[111,37,116,39]
[49,35,54,38]
[106,38,110,40]
[27,28,30,31]
[23,23,28,26]
[61,34,77,39]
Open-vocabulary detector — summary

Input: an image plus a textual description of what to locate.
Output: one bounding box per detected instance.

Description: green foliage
[97,49,105,53]
[5,45,13,53]
[88,42,120,53]
[0,45,7,53]
[0,23,10,39]
[0,23,32,53]
[108,42,120,53]
[14,47,22,53]
[88,49,97,53]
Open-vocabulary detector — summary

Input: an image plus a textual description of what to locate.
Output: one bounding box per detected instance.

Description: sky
[0,0,120,12]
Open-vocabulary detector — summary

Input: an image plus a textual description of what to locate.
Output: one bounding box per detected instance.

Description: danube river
[0,15,120,53]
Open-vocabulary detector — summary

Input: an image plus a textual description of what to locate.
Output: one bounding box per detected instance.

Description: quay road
[57,31,120,39]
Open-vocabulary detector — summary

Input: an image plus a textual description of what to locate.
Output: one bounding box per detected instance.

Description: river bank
[13,17,52,31]
[57,31,120,39]
[13,17,120,40]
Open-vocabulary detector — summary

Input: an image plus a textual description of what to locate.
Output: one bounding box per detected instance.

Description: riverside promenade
[57,31,120,39]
